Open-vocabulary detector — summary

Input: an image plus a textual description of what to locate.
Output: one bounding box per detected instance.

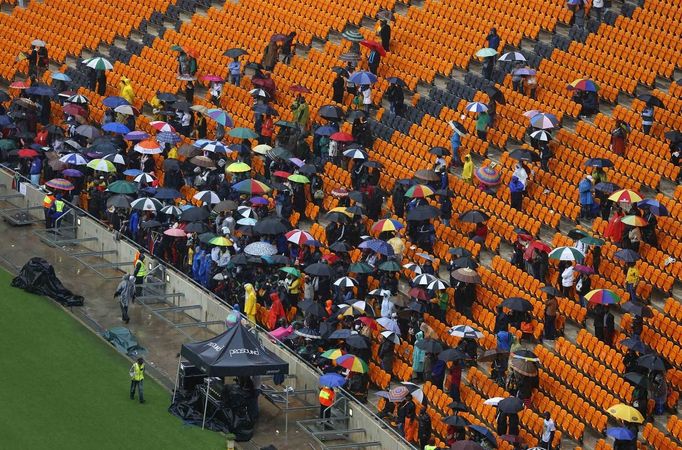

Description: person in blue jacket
[578,175,594,219]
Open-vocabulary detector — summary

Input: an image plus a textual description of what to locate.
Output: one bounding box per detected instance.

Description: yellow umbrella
[607,404,644,423]
[253,144,272,155]
[329,207,353,217]
[209,236,233,247]
[226,162,251,173]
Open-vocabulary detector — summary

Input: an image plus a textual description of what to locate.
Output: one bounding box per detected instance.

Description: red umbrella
[63,103,86,116]
[360,39,386,56]
[330,132,354,142]
[290,84,311,94]
[322,253,340,264]
[18,148,39,158]
[273,170,292,178]
[10,80,30,89]
[358,316,378,330]
[408,287,428,300]
[201,74,224,82]
[523,240,551,260]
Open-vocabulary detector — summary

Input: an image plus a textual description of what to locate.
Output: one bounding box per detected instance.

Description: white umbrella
[378,319,401,335]
[237,206,257,218]
[102,153,126,164]
[427,278,449,291]
[530,130,551,142]
[160,205,182,216]
[236,217,257,226]
[130,197,163,212]
[449,325,483,339]
[413,273,437,286]
[484,397,505,406]
[59,153,88,165]
[244,241,277,256]
[498,51,526,62]
[402,263,423,275]
[82,56,113,70]
[134,173,155,184]
[380,330,400,343]
[193,190,221,204]
[334,276,358,288]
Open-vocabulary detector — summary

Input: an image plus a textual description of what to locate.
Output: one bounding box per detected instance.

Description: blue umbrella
[606,427,635,440]
[358,239,394,256]
[51,72,71,82]
[123,168,144,177]
[619,337,648,354]
[157,131,181,144]
[468,425,497,447]
[0,115,14,127]
[154,187,182,200]
[102,122,130,134]
[614,248,640,263]
[349,71,378,85]
[315,125,336,136]
[637,199,669,216]
[26,85,57,97]
[253,103,278,116]
[103,96,129,108]
[320,373,347,388]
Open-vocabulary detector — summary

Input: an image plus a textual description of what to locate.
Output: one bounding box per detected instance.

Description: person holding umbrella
[228,58,241,86]
[367,47,381,75]
[262,40,279,71]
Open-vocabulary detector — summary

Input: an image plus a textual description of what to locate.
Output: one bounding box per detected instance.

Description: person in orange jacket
[404,410,418,444]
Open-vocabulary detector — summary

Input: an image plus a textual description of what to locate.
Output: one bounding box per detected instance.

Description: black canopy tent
[176,321,288,428]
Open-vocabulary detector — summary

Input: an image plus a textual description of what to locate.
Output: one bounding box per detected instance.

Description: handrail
[0,164,413,449]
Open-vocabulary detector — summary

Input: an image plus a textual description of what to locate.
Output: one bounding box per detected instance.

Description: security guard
[42,189,55,228]
[50,193,66,229]
[129,357,145,403]
[319,385,335,420]
[133,253,148,297]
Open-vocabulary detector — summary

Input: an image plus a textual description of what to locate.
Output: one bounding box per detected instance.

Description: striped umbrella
[66,94,89,104]
[405,184,434,198]
[206,108,233,127]
[133,173,155,184]
[156,131,181,144]
[149,121,176,133]
[530,113,559,129]
[193,190,221,204]
[371,218,404,233]
[334,276,358,288]
[585,289,621,305]
[114,105,139,116]
[160,205,182,217]
[45,178,74,191]
[474,166,501,185]
[568,78,598,92]
[320,349,345,360]
[498,51,526,62]
[134,139,162,155]
[285,229,313,245]
[621,215,648,227]
[637,199,669,217]
[59,153,88,165]
[82,57,113,70]
[232,178,271,195]
[86,159,117,172]
[103,153,126,165]
[608,189,642,203]
[530,130,551,142]
[465,101,488,113]
[342,148,367,159]
[548,246,584,262]
[130,197,163,212]
[449,325,483,339]
[199,140,229,153]
[413,273,437,286]
[336,354,368,373]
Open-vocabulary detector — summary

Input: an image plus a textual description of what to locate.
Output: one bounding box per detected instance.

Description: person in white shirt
[362,85,372,113]
[592,0,604,22]
[560,263,574,299]
[540,412,556,450]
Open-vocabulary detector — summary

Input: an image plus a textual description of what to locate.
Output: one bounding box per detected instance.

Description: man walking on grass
[129,357,145,403]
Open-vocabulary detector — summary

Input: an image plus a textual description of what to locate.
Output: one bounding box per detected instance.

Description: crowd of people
[0,3,679,449]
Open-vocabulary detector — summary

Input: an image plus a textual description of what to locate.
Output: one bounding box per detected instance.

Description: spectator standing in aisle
[540,412,556,450]
[114,274,135,324]
[368,48,381,75]
[228,58,241,86]
[486,28,500,50]
[379,20,391,52]
[281,32,296,64]
[641,105,654,135]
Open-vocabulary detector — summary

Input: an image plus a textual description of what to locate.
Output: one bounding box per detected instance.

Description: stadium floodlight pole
[171,353,181,404]
[201,377,211,429]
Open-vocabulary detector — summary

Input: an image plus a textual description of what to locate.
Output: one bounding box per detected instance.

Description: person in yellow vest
[42,189,55,228]
[319,385,335,420]
[50,193,66,229]
[133,253,148,298]
[129,357,145,403]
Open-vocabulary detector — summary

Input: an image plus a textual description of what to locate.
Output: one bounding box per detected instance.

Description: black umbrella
[594,182,620,194]
[26,84,57,97]
[348,190,364,203]
[319,105,344,120]
[386,76,406,88]
[180,206,210,222]
[585,157,614,168]
[664,130,682,143]
[509,148,540,162]
[331,66,346,75]
[458,210,489,223]
[245,62,263,70]
[346,334,369,349]
[439,348,468,362]
[567,228,589,240]
[637,354,666,371]
[305,262,333,277]
[501,297,533,312]
[443,415,470,427]
[328,329,354,339]
[614,248,640,263]
[298,163,318,175]
[106,194,132,209]
[540,286,561,297]
[620,301,653,318]
[620,337,648,353]
[406,205,440,221]
[468,426,497,447]
[362,160,383,169]
[449,247,472,258]
[346,110,367,122]
[254,216,289,235]
[478,349,509,363]
[637,94,664,108]
[448,401,468,412]
[140,220,162,229]
[154,187,181,200]
[184,221,208,233]
[223,48,248,58]
[415,338,443,353]
[429,146,450,156]
[497,396,524,414]
[484,85,505,104]
[346,204,365,215]
[451,256,478,269]
[624,372,648,387]
[299,299,326,317]
[156,92,177,102]
[513,349,539,361]
[407,301,427,313]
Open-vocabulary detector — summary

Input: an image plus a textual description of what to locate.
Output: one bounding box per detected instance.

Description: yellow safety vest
[131,362,144,381]
[54,200,65,213]
[43,195,55,208]
[135,260,148,277]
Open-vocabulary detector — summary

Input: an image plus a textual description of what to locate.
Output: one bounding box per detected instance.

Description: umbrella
[305,263,333,277]
[509,148,541,162]
[475,166,501,185]
[427,278,449,291]
[228,127,258,139]
[637,354,665,372]
[621,215,648,227]
[371,218,404,233]
[244,242,277,256]
[74,125,100,140]
[608,189,642,203]
[443,415,470,427]
[501,297,533,312]
[232,179,271,195]
[199,140,229,154]
[548,246,584,262]
[319,373,346,388]
[134,173,155,184]
[150,121,176,132]
[252,103,278,116]
[339,52,361,62]
[459,210,489,223]
[86,159,117,172]
[62,168,83,178]
[124,131,149,142]
[334,276,357,288]
[620,301,652,318]
[254,217,288,235]
[31,39,46,47]
[637,199,668,216]
[529,129,552,143]
[380,330,400,344]
[342,148,367,159]
[318,105,345,120]
[193,190,221,205]
[107,180,137,194]
[449,325,483,339]
[106,195,132,209]
[451,268,480,284]
[530,113,559,129]
[665,130,682,143]
[606,427,635,441]
[348,262,374,274]
[579,236,604,246]
[223,47,248,58]
[498,51,526,62]
[103,153,126,165]
[101,122,130,135]
[289,84,311,94]
[314,125,336,136]
[341,29,364,42]
[620,337,648,354]
[412,274,436,287]
[288,174,310,184]
[253,144,272,155]
[45,178,74,191]
[378,260,401,272]
[58,153,88,165]
[475,48,498,58]
[336,354,368,373]
[164,228,188,238]
[331,132,354,142]
[160,205,182,217]
[285,229,313,245]
[428,147,450,157]
[414,169,440,182]
[574,264,595,274]
[131,198,162,212]
[376,318,400,335]
[134,140,162,155]
[624,372,648,387]
[156,131,180,144]
[358,239,394,256]
[180,207,209,222]
[349,71,378,85]
[280,266,302,278]
[483,397,504,406]
[614,248,640,263]
[360,39,386,56]
[584,157,614,168]
[438,348,467,362]
[510,358,538,376]
[405,184,434,199]
[26,85,56,97]
[209,236,234,247]
[102,96,128,108]
[584,289,620,305]
[465,101,488,113]
[498,397,524,413]
[294,327,321,339]
[467,426,497,447]
[213,200,237,213]
[478,349,509,363]
[568,78,599,92]
[594,182,620,194]
[82,57,113,70]
[637,94,664,108]
[406,205,440,221]
[607,404,644,423]
[513,350,540,361]
[154,188,182,200]
[114,104,139,116]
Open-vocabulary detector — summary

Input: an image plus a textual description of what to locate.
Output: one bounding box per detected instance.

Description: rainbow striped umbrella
[336,354,368,373]
[621,215,648,227]
[232,178,271,195]
[568,78,599,92]
[475,166,501,185]
[584,289,621,305]
[371,218,404,233]
[608,189,642,203]
[530,113,559,129]
[45,178,74,191]
[405,184,434,198]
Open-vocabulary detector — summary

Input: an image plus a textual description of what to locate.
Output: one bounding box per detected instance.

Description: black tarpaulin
[11,257,84,306]
[181,322,288,377]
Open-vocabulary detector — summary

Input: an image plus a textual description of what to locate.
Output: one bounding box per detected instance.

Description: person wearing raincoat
[267,292,286,330]
[412,330,426,381]
[119,77,135,105]
[462,154,474,185]
[114,274,135,323]
[192,246,204,281]
[243,283,257,323]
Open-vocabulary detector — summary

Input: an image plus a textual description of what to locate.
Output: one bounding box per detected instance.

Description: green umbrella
[378,260,401,272]
[228,127,258,139]
[280,267,301,277]
[82,56,113,71]
[107,180,137,194]
[579,236,605,246]
[170,45,184,52]
[275,120,298,128]
[0,139,16,150]
[198,232,217,244]
[475,48,498,58]
[348,262,374,274]
[288,174,310,184]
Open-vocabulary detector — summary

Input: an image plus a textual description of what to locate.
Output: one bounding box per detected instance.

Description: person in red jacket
[267,292,286,330]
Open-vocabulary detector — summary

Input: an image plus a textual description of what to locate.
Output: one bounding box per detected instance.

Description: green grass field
[0,270,224,450]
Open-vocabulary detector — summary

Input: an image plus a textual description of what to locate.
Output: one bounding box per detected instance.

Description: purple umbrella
[289,157,305,167]
[250,196,269,206]
[358,239,394,256]
[124,130,150,141]
[62,168,83,177]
